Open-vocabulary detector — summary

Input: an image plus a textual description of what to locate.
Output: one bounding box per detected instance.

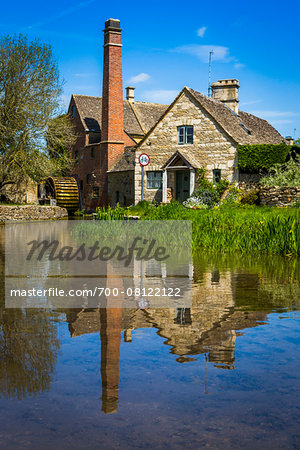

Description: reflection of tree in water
[0,228,60,399]
[0,308,60,399]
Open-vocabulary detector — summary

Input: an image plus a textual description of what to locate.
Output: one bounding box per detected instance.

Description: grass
[95,201,300,257]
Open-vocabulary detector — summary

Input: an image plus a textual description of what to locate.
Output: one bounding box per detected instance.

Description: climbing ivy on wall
[237,143,290,172]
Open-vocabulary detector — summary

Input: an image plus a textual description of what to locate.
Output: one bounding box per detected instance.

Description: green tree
[0,34,76,192]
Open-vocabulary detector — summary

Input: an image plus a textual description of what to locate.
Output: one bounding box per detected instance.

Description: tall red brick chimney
[101,19,124,171]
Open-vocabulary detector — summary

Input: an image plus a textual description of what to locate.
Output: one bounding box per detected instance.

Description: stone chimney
[101,19,124,170]
[211,79,240,114]
[126,86,135,102]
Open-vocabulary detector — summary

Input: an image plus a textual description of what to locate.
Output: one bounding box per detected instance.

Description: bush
[190,172,229,208]
[215,179,230,197]
[260,158,300,187]
[183,196,210,209]
[240,190,259,205]
[221,186,241,205]
[192,187,219,207]
[237,143,290,172]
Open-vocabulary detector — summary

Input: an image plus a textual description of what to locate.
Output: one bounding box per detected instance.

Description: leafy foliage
[237,143,290,172]
[260,158,300,187]
[0,34,76,191]
[191,187,219,207]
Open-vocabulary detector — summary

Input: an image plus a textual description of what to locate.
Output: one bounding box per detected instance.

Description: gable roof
[186,87,284,145]
[162,150,202,170]
[71,94,168,137]
[133,87,284,152]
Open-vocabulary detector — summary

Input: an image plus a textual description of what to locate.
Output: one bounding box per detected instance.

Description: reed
[140,202,300,256]
[95,201,300,256]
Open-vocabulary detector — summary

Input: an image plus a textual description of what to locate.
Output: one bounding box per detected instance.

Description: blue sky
[2,0,300,138]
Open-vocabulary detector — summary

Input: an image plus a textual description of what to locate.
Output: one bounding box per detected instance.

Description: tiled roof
[72,95,168,136]
[186,87,284,145]
[108,146,136,172]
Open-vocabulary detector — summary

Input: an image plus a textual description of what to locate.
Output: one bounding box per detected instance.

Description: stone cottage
[69,18,284,209]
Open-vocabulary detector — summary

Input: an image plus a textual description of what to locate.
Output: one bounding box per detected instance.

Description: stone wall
[135,90,238,203]
[1,178,38,204]
[259,186,300,206]
[0,205,68,222]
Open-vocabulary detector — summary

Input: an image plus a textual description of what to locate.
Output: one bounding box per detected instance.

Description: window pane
[186,126,193,144]
[186,134,193,144]
[147,172,162,189]
[178,126,193,144]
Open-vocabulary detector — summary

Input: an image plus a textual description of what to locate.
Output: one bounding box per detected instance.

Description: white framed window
[147,171,162,189]
[177,126,193,144]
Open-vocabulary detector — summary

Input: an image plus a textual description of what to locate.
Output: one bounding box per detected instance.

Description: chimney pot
[126,86,135,102]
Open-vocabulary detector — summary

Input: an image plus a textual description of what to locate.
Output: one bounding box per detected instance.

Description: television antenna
[208,50,214,98]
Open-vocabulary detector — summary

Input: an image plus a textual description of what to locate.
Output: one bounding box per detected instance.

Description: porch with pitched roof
[161,151,197,203]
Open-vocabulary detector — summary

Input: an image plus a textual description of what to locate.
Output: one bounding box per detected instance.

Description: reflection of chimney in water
[99,261,125,414]
[100,307,122,414]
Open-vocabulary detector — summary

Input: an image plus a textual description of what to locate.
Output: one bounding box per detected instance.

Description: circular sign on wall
[139,153,150,166]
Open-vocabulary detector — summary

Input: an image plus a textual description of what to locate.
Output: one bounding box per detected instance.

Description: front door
[176,171,190,202]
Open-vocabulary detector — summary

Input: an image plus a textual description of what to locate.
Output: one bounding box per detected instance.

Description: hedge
[237,143,290,172]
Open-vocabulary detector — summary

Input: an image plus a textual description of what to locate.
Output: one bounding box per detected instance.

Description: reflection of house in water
[66,265,270,413]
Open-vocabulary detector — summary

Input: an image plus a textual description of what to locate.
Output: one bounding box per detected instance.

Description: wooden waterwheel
[46,177,79,213]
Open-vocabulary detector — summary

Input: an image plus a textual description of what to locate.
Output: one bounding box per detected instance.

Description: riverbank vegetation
[96,201,299,256]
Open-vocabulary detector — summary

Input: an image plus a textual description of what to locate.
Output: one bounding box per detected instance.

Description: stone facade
[1,178,38,204]
[135,90,238,203]
[259,186,300,206]
[0,205,68,222]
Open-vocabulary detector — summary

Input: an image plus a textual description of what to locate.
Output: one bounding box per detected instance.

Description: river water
[0,225,299,449]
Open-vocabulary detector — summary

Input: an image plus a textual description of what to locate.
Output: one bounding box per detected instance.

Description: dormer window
[177,126,193,145]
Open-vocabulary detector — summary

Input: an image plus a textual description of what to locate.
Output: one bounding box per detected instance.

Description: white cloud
[197,27,207,38]
[250,110,299,118]
[142,90,179,103]
[128,73,151,84]
[234,62,245,69]
[173,45,231,63]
